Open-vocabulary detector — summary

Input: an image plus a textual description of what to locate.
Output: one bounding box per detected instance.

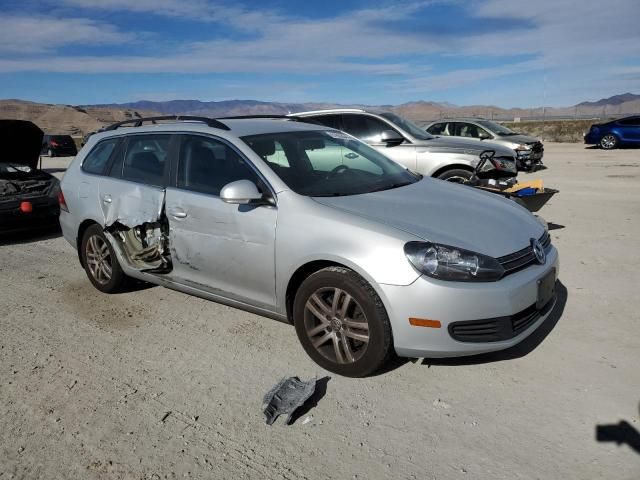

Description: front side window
[177,135,260,196]
[121,135,171,186]
[618,117,640,126]
[82,138,119,175]
[427,123,447,135]
[341,114,396,144]
[457,123,480,138]
[307,114,342,130]
[477,120,516,136]
[242,130,419,197]
[379,112,434,140]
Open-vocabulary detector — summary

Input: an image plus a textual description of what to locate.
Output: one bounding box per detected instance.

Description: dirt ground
[1,144,639,479]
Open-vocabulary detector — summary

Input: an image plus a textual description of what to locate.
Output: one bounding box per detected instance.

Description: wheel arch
[431,163,474,179]
[76,219,101,267]
[284,258,391,325]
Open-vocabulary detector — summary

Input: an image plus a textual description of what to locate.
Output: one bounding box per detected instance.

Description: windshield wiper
[369,181,414,193]
[311,192,350,197]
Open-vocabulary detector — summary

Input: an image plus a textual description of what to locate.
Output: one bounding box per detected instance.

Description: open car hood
[0,120,44,170]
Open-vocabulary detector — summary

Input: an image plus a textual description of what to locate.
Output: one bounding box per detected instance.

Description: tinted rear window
[82,138,119,175]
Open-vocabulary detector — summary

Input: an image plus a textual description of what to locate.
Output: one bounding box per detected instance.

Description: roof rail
[217,114,323,125]
[290,108,366,116]
[217,115,289,119]
[103,115,231,131]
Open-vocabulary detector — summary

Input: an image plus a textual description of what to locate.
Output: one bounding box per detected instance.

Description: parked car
[59,115,558,377]
[289,109,517,183]
[583,115,640,149]
[0,120,61,233]
[41,134,78,157]
[425,119,544,171]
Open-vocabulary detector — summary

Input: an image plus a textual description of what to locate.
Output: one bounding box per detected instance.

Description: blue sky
[0,0,638,107]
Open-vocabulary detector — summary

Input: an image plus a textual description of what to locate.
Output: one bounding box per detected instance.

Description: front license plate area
[537,268,556,310]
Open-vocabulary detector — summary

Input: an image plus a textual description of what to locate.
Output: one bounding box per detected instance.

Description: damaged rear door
[99,134,175,273]
[164,134,277,309]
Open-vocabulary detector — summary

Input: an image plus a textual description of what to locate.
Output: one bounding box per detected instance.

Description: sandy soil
[1,144,639,479]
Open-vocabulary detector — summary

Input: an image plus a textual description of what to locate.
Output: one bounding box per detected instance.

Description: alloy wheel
[601,135,617,149]
[85,234,113,285]
[303,287,370,364]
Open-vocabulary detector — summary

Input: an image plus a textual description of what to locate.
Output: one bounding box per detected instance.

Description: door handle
[102,194,112,204]
[169,208,187,219]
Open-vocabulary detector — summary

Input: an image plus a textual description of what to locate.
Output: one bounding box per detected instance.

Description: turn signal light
[409,318,442,328]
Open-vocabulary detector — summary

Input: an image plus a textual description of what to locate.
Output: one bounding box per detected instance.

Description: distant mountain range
[92,93,640,124]
[1,93,638,135]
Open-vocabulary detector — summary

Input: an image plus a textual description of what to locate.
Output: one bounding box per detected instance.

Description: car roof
[90,118,330,143]
[429,118,492,123]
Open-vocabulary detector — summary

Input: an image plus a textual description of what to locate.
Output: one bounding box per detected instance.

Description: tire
[600,134,618,150]
[48,148,55,157]
[80,224,127,293]
[436,168,473,183]
[293,266,393,377]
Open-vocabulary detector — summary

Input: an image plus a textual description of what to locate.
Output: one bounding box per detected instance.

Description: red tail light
[58,190,69,212]
[50,141,59,147]
[20,201,33,213]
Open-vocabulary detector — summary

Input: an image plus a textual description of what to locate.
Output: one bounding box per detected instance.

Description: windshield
[0,162,30,174]
[476,120,517,136]
[379,112,435,140]
[242,130,420,197]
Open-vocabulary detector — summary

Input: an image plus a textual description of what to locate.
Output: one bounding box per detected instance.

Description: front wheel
[600,134,618,150]
[48,148,55,157]
[436,168,473,183]
[293,267,393,377]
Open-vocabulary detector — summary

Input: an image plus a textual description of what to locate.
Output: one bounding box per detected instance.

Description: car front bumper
[379,246,559,358]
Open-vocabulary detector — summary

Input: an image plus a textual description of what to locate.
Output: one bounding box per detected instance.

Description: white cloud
[0,0,638,105]
[0,16,133,53]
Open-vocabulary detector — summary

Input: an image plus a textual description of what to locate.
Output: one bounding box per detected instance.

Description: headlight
[404,242,504,282]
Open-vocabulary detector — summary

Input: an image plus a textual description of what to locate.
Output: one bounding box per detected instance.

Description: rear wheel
[436,168,472,183]
[600,134,618,150]
[293,266,393,377]
[81,224,127,293]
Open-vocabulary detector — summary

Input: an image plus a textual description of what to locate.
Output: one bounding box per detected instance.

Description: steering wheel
[327,165,350,177]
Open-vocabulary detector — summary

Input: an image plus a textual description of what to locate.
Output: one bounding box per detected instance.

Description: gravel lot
[1,144,639,479]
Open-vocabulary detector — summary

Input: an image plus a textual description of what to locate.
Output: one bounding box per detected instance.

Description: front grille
[449,299,554,343]
[529,142,544,153]
[497,231,551,276]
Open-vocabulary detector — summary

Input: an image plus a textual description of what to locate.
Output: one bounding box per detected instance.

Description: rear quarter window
[81,138,120,175]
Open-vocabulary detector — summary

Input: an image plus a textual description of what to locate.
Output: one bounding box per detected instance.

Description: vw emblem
[531,238,546,264]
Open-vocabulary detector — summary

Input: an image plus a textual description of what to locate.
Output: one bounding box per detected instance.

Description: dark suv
[41,134,78,157]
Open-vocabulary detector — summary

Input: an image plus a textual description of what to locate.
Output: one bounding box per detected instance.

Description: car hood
[0,120,44,169]
[495,133,540,145]
[415,136,515,157]
[312,178,545,258]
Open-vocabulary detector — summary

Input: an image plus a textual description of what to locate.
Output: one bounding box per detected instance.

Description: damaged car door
[99,134,174,274]
[165,134,277,309]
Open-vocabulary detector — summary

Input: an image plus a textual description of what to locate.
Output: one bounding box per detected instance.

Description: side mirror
[380,130,404,146]
[220,179,263,205]
[478,131,491,140]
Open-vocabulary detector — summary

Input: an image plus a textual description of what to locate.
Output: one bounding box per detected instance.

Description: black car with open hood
[0,120,60,233]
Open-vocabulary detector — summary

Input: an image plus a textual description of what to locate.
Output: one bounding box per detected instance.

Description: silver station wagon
[59,116,559,377]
